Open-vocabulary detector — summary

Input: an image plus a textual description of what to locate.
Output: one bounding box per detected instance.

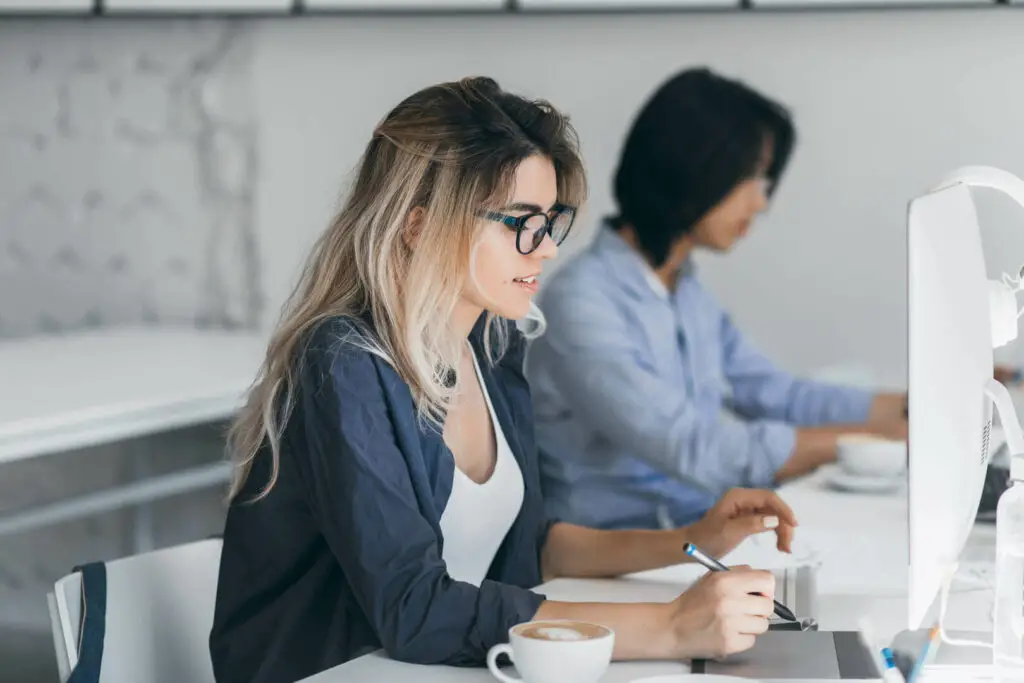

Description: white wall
[0,18,253,631]
[0,19,260,339]
[252,9,1024,383]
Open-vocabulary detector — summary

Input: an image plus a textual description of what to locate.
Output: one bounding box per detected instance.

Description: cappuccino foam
[514,621,609,642]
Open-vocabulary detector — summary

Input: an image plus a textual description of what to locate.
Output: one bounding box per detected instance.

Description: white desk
[300,468,997,682]
[0,326,265,541]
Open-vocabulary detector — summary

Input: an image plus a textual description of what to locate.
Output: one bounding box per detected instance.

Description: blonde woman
[209,77,799,683]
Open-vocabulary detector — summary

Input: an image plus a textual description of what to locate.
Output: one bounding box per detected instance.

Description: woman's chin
[488,298,532,322]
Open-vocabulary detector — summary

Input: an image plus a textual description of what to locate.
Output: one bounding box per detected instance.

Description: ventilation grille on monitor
[981,419,992,466]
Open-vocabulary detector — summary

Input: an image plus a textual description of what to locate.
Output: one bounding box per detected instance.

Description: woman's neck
[451,300,485,341]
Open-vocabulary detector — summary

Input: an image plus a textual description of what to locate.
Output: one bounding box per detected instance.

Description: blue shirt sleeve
[295,336,545,666]
[536,283,797,493]
[719,310,875,427]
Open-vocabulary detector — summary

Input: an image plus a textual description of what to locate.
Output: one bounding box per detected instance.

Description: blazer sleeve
[293,331,545,666]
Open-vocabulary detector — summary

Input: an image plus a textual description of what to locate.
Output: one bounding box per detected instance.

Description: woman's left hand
[684,488,798,561]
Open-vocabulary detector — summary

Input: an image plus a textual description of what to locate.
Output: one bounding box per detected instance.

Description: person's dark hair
[612,67,795,267]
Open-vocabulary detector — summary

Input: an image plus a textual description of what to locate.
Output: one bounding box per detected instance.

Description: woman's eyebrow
[500,202,543,213]
[501,201,560,213]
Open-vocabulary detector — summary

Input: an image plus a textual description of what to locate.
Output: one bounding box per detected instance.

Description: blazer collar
[467,316,527,467]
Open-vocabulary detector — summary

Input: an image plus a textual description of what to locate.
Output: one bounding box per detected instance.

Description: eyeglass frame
[477,203,577,255]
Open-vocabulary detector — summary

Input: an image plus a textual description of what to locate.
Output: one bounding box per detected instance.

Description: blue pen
[858,618,907,683]
[881,647,907,683]
[683,542,797,622]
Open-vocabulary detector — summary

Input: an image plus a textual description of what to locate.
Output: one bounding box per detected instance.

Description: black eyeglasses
[477,203,577,255]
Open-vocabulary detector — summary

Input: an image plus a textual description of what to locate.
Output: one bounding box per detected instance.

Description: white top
[0,326,266,464]
[438,349,525,586]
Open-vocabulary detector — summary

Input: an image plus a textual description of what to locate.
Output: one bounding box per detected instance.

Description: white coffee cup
[836,434,907,478]
[486,620,615,683]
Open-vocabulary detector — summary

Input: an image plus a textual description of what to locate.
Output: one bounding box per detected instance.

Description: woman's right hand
[667,566,775,660]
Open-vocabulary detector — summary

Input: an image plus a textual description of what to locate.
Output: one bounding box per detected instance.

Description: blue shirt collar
[592,223,695,301]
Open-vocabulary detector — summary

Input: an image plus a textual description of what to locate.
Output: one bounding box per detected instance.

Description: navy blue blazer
[209,315,551,683]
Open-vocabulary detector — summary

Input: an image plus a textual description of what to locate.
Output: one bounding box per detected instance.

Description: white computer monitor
[906,179,995,630]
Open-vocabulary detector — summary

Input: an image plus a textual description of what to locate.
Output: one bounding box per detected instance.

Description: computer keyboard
[977,462,1011,523]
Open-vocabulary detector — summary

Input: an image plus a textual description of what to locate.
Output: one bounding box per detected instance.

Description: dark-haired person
[525,68,909,531]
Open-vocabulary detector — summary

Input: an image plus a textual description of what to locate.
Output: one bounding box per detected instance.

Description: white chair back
[48,537,222,683]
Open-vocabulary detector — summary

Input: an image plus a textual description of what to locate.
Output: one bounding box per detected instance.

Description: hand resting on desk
[685,487,798,558]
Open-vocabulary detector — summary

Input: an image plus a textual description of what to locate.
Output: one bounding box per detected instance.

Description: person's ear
[403,207,426,249]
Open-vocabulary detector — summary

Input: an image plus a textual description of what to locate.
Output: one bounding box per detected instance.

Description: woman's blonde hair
[227,76,587,500]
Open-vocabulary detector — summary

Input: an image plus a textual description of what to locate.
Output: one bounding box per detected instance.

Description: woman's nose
[532,232,559,261]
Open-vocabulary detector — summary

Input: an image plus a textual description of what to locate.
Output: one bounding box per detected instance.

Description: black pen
[683,542,798,623]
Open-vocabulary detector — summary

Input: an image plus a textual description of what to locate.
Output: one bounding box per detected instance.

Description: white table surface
[0,326,266,463]
[301,467,997,682]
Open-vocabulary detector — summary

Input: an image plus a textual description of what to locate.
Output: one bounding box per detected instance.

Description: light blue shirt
[526,225,874,529]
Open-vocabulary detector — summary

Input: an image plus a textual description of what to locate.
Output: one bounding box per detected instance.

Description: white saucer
[825,468,903,494]
[630,676,761,683]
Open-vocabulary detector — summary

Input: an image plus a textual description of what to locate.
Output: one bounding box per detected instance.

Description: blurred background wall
[4,7,1024,678]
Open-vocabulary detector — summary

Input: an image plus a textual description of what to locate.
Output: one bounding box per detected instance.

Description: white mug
[836,434,907,478]
[486,620,615,683]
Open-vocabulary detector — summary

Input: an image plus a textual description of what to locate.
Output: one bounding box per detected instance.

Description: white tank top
[439,348,525,586]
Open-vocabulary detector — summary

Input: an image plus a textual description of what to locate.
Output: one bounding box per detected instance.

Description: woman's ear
[403,207,426,249]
